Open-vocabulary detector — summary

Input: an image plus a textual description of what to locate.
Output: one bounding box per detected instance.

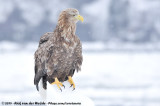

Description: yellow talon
[51,77,64,91]
[68,76,75,90]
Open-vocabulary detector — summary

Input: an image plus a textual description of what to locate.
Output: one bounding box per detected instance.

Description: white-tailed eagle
[34,8,83,91]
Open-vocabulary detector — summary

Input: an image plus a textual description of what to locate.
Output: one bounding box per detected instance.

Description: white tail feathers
[39,78,47,101]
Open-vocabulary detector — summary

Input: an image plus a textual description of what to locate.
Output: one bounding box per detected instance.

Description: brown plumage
[34,8,83,91]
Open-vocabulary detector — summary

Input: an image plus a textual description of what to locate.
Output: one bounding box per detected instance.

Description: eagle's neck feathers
[57,13,76,41]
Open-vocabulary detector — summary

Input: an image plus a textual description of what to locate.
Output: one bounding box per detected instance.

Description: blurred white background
[0,0,160,106]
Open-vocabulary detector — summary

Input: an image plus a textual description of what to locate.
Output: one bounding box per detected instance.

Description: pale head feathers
[58,8,79,25]
[57,8,80,40]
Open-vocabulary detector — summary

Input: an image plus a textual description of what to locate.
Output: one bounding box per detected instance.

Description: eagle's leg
[51,77,64,91]
[68,76,75,90]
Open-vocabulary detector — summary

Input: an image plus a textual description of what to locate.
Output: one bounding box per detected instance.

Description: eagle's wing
[74,37,83,72]
[34,32,53,91]
[39,32,51,44]
[67,38,83,79]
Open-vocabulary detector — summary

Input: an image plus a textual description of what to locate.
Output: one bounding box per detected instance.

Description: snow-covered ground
[0,43,160,106]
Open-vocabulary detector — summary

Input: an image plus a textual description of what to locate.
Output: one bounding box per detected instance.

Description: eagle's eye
[73,14,76,16]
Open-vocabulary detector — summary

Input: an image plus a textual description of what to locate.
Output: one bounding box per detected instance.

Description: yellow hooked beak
[75,15,84,22]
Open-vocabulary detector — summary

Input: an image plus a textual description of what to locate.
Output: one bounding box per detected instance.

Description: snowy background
[0,0,160,106]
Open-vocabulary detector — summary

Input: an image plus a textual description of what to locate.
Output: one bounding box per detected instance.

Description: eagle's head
[58,8,83,25]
